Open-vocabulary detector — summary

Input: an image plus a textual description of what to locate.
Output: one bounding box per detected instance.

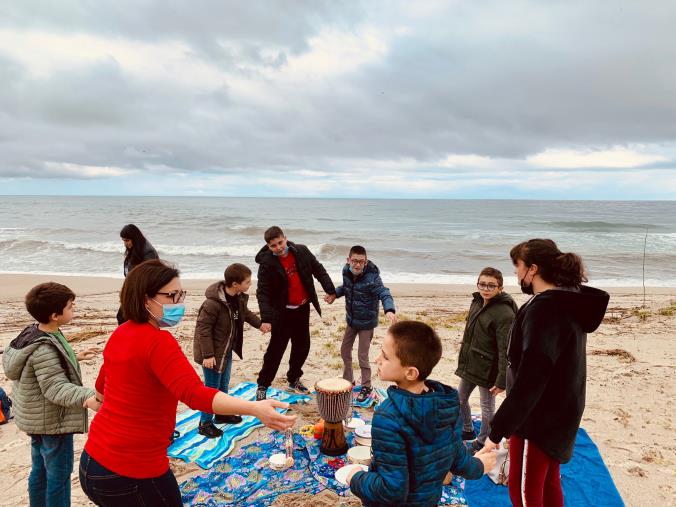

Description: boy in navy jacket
[346,321,495,506]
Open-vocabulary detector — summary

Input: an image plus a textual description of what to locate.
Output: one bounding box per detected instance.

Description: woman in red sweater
[80,260,296,506]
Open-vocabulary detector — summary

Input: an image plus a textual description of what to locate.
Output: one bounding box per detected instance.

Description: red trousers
[508,435,564,507]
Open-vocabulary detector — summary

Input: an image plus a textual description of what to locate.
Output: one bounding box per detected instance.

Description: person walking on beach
[478,239,609,507]
[80,260,295,506]
[254,226,336,400]
[331,245,396,402]
[117,224,158,324]
[455,267,517,454]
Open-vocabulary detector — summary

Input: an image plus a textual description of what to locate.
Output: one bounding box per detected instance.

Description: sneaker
[198,421,223,439]
[256,386,267,401]
[214,414,243,425]
[288,379,310,394]
[470,439,484,455]
[356,386,373,403]
[462,430,477,441]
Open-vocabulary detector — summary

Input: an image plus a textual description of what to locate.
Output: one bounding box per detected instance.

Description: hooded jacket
[2,324,94,435]
[335,261,395,330]
[489,286,609,463]
[350,380,484,506]
[193,281,262,368]
[255,241,335,323]
[454,292,518,389]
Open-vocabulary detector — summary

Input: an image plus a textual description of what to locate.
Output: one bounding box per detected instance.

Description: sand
[0,273,675,506]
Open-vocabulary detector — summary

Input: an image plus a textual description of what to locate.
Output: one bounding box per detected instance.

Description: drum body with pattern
[315,378,352,423]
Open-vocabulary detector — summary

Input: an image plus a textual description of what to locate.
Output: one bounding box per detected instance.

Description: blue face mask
[149,300,186,327]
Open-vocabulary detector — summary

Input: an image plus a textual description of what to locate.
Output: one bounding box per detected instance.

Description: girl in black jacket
[478,239,608,507]
[117,224,159,324]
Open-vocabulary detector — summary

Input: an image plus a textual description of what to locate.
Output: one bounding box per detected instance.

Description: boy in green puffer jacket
[2,282,100,507]
[455,267,518,453]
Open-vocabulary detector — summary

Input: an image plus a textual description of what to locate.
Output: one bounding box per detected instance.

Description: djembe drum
[315,378,352,456]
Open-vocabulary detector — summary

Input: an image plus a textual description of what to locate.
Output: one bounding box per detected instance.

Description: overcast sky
[1,1,675,199]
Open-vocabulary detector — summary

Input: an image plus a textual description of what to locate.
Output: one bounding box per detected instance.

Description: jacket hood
[536,285,609,332]
[341,260,379,276]
[4,324,52,379]
[472,291,519,313]
[386,380,459,444]
[204,281,248,305]
[205,281,226,301]
[255,240,298,265]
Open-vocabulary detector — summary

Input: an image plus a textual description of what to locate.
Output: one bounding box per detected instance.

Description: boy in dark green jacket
[454,267,517,453]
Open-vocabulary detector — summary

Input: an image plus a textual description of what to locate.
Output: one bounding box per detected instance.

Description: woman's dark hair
[510,239,587,287]
[120,224,148,268]
[120,260,180,323]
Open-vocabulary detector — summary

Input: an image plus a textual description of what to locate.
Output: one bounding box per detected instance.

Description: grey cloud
[1,1,676,181]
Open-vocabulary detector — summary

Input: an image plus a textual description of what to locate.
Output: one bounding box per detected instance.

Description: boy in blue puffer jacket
[346,321,496,507]
[330,246,396,403]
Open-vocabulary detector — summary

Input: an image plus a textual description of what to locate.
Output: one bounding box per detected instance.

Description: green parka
[2,324,94,435]
[454,292,518,389]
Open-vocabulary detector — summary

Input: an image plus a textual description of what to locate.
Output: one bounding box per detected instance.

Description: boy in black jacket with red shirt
[254,226,336,400]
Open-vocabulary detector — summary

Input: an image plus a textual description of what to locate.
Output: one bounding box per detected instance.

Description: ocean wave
[540,221,663,233]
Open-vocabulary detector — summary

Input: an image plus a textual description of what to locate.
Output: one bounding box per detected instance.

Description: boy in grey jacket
[3,282,99,507]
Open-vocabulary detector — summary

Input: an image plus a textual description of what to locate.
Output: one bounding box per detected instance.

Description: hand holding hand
[77,348,98,361]
[203,357,216,369]
[260,323,272,334]
[386,312,397,324]
[83,395,102,412]
[253,400,297,431]
[324,294,336,304]
[476,447,498,473]
[489,386,504,396]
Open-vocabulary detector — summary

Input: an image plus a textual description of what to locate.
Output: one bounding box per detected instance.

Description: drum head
[316,377,352,392]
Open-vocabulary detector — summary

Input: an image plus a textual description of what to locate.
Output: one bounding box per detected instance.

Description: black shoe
[198,421,223,439]
[288,378,310,394]
[356,386,373,403]
[214,414,243,425]
[462,430,477,441]
[256,386,267,401]
[470,439,484,455]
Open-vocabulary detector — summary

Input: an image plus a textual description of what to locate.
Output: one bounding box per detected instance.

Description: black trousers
[257,303,311,387]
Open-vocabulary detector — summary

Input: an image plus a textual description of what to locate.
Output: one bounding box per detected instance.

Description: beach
[0,274,675,506]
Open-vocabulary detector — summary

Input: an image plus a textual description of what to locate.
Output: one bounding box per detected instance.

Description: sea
[1,196,675,287]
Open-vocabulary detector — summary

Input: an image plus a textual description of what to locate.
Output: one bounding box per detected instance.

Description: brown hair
[25,282,76,324]
[389,321,442,380]
[224,263,252,287]
[264,226,285,243]
[120,259,180,323]
[478,267,503,287]
[510,238,587,287]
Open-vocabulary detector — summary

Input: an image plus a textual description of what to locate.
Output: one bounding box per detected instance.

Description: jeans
[200,348,233,423]
[341,326,374,388]
[257,303,311,387]
[457,378,495,444]
[29,433,74,507]
[79,450,182,506]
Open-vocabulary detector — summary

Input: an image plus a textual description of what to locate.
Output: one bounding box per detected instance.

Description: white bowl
[269,453,289,470]
[343,417,366,431]
[355,424,372,439]
[335,463,369,486]
[347,445,371,466]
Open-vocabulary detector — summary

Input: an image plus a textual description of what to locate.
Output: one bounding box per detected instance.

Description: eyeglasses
[156,290,187,303]
[349,259,367,265]
[477,283,499,291]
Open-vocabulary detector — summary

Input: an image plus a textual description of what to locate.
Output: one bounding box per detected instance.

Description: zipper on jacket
[218,302,236,373]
